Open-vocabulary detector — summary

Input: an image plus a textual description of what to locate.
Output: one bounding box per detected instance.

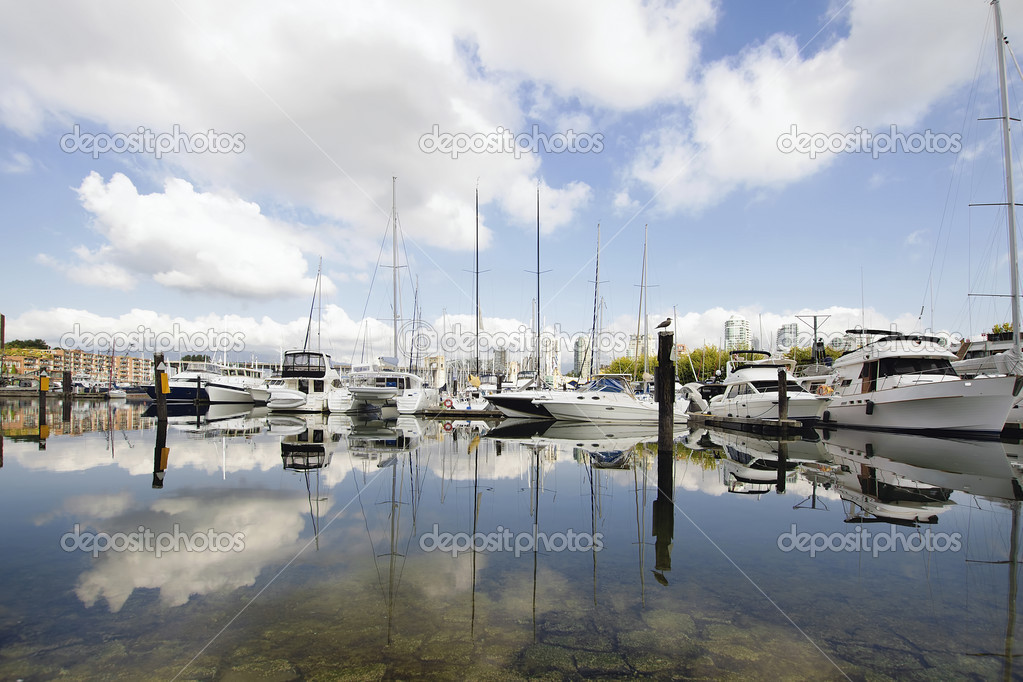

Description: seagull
[655,318,672,329]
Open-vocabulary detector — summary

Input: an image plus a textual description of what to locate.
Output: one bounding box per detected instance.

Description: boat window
[751,380,808,393]
[878,357,956,377]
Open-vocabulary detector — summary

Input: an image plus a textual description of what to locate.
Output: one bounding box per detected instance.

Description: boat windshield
[878,357,956,377]
[750,380,809,393]
[588,376,630,393]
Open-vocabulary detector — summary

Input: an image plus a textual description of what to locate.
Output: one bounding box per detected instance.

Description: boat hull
[708,394,828,422]
[486,392,553,419]
[536,395,688,423]
[823,374,1018,435]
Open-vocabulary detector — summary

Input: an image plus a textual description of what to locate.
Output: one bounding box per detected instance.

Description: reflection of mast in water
[532,437,540,643]
[1006,501,1019,682]
[469,432,489,641]
[633,451,648,602]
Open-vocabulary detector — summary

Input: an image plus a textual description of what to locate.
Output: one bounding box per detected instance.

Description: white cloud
[72,172,329,298]
[1,150,33,173]
[626,0,1013,212]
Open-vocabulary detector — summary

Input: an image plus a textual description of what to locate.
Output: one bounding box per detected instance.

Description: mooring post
[153,353,168,423]
[153,418,169,489]
[38,370,49,449]
[777,367,788,421]
[62,370,72,423]
[656,330,674,459]
[776,441,788,493]
[654,329,676,576]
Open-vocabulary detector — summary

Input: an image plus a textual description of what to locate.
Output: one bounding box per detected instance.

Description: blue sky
[2,0,1023,367]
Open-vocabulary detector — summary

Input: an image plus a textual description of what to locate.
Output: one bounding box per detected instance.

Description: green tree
[784,344,842,365]
[675,344,727,383]
[181,353,211,362]
[7,339,49,349]
[603,355,657,379]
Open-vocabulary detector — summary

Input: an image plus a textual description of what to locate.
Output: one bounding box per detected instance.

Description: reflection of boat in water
[820,428,1023,504]
[706,428,827,495]
[347,417,422,464]
[145,403,269,437]
[279,415,346,469]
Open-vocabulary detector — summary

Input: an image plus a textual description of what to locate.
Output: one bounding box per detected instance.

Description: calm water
[1,397,1021,680]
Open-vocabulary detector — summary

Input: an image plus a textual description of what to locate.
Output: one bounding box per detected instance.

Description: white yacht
[329,362,438,414]
[531,374,689,424]
[821,330,1020,436]
[220,365,271,404]
[265,350,343,412]
[703,351,829,423]
[145,362,254,404]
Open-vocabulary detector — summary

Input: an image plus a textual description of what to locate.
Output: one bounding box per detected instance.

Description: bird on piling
[655,318,671,329]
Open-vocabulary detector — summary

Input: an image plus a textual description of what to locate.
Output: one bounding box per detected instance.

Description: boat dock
[687,412,812,438]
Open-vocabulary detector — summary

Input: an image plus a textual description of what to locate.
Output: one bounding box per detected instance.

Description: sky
[3,0,1023,369]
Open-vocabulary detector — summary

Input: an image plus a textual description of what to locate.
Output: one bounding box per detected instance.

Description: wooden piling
[62,370,72,423]
[153,352,168,423]
[654,329,675,575]
[777,367,788,422]
[153,419,169,489]
[656,330,674,459]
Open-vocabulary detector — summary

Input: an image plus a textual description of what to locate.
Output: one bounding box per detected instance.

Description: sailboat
[266,260,344,412]
[485,184,558,419]
[333,178,437,415]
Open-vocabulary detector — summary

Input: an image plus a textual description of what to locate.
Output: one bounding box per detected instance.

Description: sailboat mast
[392,177,399,361]
[475,182,480,376]
[536,184,541,381]
[589,225,601,378]
[642,225,649,379]
[994,0,1021,356]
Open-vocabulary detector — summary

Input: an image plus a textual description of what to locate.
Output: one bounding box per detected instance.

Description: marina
[5,0,1023,678]
[1,397,1022,678]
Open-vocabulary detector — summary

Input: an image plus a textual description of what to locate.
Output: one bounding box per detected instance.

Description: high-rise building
[775,322,798,351]
[573,336,590,375]
[724,315,751,351]
[625,334,657,360]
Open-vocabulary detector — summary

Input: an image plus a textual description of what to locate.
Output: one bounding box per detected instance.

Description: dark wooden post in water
[776,441,788,493]
[62,370,73,423]
[777,367,788,422]
[153,419,169,489]
[153,353,168,423]
[653,329,676,577]
[38,371,48,449]
[656,330,674,458]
